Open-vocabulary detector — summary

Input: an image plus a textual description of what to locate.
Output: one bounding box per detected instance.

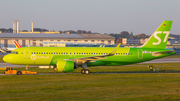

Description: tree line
[0,28,178,39]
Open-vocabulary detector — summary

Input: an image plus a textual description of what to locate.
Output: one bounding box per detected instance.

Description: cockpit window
[11,51,15,54]
[11,51,18,54]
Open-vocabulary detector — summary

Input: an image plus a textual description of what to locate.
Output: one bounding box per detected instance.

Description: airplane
[0,47,15,53]
[3,21,175,74]
[0,41,21,53]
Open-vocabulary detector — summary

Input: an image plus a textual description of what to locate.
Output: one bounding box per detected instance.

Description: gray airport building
[0,33,115,48]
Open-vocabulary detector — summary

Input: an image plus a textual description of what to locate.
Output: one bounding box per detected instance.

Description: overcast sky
[0,0,179,35]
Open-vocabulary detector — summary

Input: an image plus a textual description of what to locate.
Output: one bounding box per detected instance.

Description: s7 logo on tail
[153,31,170,45]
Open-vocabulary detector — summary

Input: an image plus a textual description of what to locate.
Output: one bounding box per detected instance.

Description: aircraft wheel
[84,69,90,74]
[17,71,22,75]
[81,69,85,74]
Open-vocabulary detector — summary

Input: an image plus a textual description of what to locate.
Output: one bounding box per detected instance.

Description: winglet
[109,43,121,55]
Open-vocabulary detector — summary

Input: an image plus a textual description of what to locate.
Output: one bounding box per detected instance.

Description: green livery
[3,21,175,74]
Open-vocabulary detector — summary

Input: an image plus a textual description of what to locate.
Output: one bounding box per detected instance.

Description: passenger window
[41,52,43,54]
[32,52,33,54]
[37,52,38,54]
[16,52,18,54]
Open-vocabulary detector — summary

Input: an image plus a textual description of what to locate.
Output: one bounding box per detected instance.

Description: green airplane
[3,21,175,74]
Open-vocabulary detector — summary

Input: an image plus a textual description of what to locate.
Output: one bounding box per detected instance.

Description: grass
[0,74,180,101]
[0,63,180,100]
[0,55,4,62]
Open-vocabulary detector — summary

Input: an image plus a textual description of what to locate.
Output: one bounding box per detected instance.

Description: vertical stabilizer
[14,41,21,48]
[141,21,173,49]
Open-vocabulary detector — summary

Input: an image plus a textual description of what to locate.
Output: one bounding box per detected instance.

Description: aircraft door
[138,49,143,59]
[24,48,30,59]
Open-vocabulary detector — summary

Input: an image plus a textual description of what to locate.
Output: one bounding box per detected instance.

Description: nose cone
[3,55,14,64]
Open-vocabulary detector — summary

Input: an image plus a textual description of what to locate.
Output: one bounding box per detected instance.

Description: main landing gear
[81,69,90,74]
[81,63,90,74]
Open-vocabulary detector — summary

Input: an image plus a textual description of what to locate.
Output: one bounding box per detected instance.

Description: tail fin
[141,20,173,49]
[14,41,21,48]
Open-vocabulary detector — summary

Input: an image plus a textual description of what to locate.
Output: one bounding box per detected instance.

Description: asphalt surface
[0,72,180,75]
[0,58,180,68]
[142,58,180,63]
[0,63,37,68]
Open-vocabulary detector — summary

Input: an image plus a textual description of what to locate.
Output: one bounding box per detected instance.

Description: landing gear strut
[81,63,90,74]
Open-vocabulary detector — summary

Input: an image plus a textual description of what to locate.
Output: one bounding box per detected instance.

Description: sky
[0,0,179,35]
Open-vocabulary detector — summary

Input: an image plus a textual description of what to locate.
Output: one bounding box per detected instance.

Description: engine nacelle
[56,60,74,72]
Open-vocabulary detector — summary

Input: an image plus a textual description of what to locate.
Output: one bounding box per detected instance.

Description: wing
[67,43,121,65]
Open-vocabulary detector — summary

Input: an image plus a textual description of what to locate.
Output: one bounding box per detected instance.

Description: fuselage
[3,47,175,66]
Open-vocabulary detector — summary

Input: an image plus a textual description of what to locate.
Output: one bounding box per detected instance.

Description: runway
[0,63,37,68]
[0,72,180,75]
[142,58,180,63]
[0,58,180,68]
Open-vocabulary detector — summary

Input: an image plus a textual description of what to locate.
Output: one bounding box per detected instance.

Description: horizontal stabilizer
[152,50,175,56]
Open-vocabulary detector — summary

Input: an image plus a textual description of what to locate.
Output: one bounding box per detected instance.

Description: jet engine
[56,60,75,72]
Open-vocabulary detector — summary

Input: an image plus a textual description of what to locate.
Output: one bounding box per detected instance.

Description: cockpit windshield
[10,51,18,54]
